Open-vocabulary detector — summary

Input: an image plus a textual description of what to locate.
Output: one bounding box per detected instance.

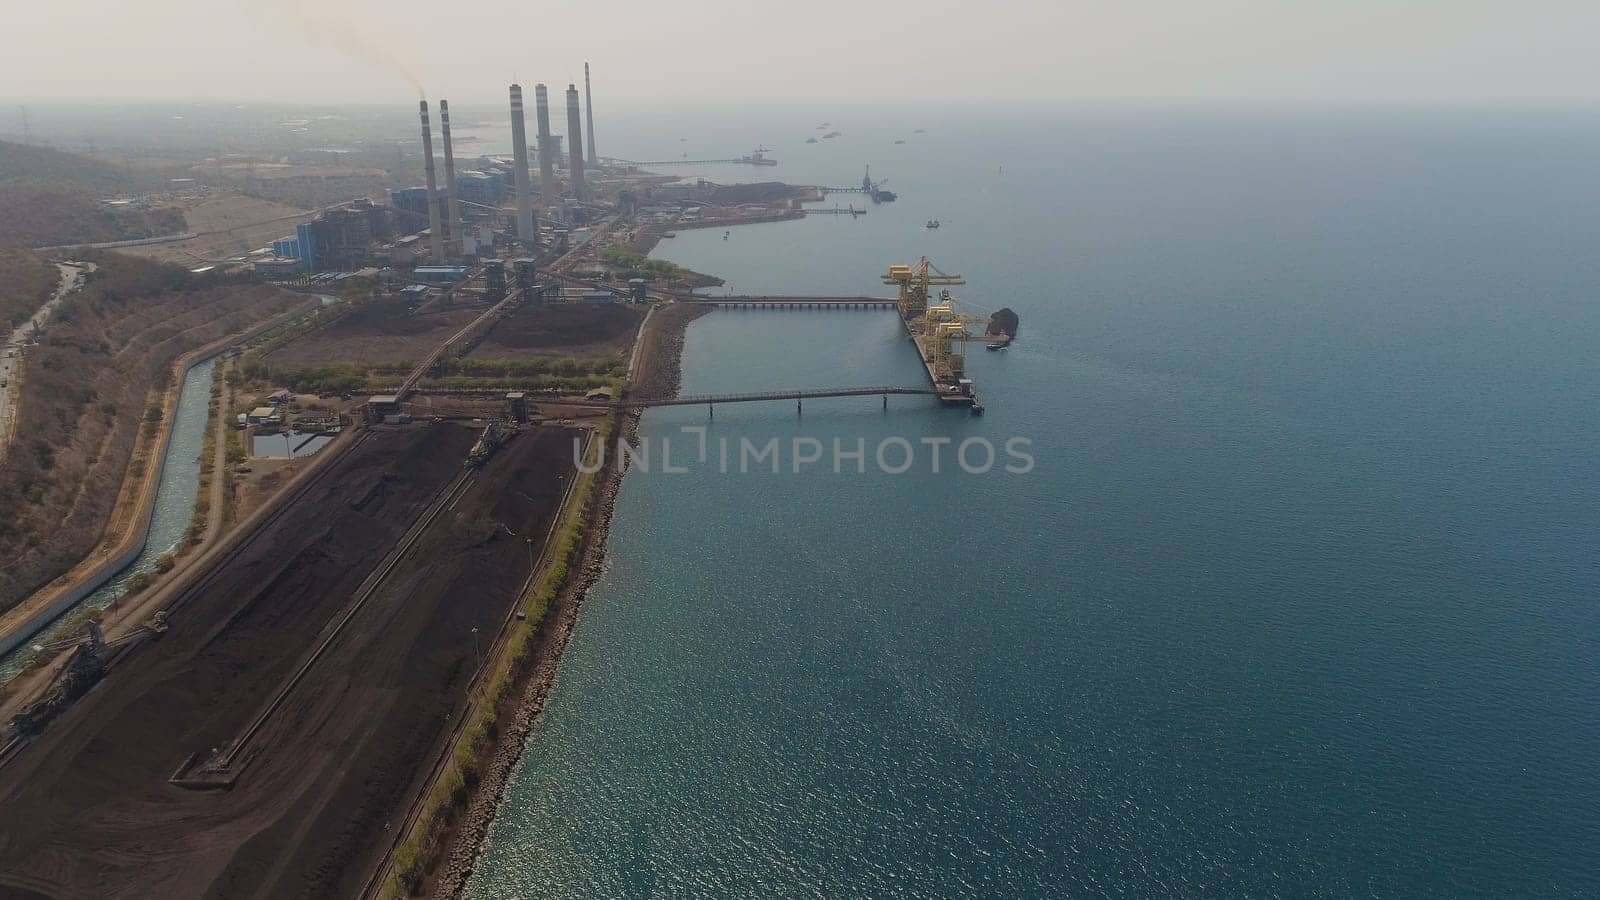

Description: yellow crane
[920,291,993,378]
[883,257,965,319]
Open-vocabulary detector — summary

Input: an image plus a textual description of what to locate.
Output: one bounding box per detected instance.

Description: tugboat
[925,219,941,229]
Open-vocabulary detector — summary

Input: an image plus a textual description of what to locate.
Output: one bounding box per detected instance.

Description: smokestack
[509,84,535,245]
[535,84,555,209]
[439,100,463,256]
[584,63,597,167]
[419,100,444,264]
[566,84,585,201]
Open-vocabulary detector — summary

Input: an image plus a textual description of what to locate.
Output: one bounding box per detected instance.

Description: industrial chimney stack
[439,99,463,255]
[509,84,536,245]
[566,84,585,201]
[535,84,556,209]
[584,63,597,167]
[419,100,445,264]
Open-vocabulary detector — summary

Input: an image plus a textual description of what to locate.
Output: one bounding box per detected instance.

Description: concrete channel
[0,296,336,676]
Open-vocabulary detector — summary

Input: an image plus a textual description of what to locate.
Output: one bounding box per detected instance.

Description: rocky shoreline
[427,301,709,898]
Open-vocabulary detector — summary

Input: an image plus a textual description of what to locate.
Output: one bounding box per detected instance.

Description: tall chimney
[566,84,585,201]
[419,100,444,264]
[583,63,597,167]
[509,84,535,245]
[439,100,464,255]
[535,84,556,208]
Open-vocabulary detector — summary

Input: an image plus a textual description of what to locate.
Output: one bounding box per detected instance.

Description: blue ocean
[470,106,1600,897]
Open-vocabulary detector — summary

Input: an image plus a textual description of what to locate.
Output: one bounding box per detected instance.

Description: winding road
[0,261,94,457]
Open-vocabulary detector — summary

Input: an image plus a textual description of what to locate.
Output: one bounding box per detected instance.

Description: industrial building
[263,199,394,275]
[411,266,469,284]
[253,69,607,279]
[455,170,510,207]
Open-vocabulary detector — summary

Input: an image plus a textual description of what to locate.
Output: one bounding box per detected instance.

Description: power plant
[418,100,444,264]
[584,63,598,167]
[0,53,1004,900]
[252,66,819,281]
[566,83,585,201]
[439,99,464,255]
[509,84,536,245]
[535,84,556,209]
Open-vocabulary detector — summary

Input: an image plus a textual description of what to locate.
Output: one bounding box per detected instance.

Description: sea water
[469,108,1600,896]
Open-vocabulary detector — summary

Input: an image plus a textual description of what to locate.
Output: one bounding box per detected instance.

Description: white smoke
[293,0,427,98]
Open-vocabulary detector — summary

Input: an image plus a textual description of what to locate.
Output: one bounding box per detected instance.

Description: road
[0,261,94,456]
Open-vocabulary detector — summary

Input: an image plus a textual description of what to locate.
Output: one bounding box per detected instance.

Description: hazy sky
[4,0,1599,105]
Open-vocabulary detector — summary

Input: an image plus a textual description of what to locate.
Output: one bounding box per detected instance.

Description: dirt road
[0,262,91,457]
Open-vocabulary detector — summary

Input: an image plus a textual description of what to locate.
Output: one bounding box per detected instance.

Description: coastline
[392,300,711,899]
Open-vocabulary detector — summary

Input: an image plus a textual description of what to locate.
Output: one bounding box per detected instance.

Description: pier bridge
[686,295,898,309]
[615,155,777,167]
[400,385,940,412]
[613,386,936,408]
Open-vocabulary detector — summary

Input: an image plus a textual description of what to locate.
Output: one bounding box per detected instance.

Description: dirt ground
[0,421,579,900]
[468,302,645,361]
[117,193,314,266]
[265,295,482,367]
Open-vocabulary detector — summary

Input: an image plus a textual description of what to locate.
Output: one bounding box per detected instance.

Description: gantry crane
[883,257,965,319]
[920,292,993,378]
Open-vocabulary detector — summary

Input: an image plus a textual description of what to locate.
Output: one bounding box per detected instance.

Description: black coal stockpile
[987,307,1020,336]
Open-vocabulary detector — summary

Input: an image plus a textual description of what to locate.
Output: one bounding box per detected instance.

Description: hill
[0,255,304,614]
[0,140,154,193]
[0,251,58,328]
[0,141,186,249]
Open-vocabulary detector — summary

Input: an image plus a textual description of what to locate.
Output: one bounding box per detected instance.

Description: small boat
[805,137,818,144]
[925,219,940,229]
[893,139,906,144]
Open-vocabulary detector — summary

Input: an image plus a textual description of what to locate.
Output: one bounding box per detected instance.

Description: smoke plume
[293,1,426,98]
